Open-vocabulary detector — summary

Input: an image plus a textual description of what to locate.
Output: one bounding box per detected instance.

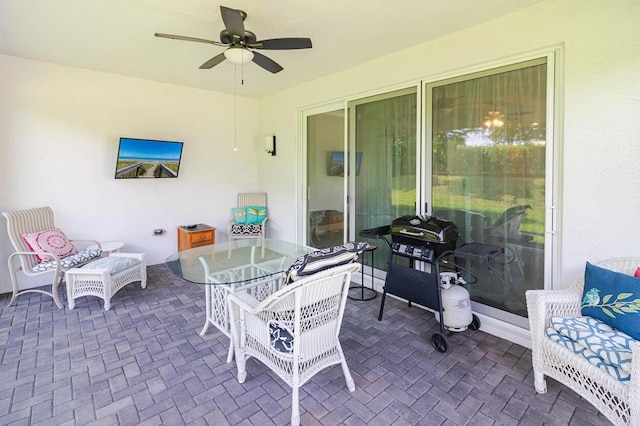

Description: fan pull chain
[233,65,238,151]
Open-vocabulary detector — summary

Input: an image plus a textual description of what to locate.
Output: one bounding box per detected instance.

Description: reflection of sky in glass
[118,138,183,161]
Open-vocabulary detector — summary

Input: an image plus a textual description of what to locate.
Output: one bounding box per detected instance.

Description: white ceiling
[0,0,545,98]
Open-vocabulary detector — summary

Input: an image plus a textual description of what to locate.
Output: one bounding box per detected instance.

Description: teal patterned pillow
[581,262,640,340]
[233,207,247,224]
[246,206,266,225]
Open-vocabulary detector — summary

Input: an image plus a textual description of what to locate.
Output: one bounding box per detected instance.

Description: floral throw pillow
[22,228,77,263]
[581,262,640,340]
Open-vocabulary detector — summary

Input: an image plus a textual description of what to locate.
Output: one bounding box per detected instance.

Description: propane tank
[436,272,473,331]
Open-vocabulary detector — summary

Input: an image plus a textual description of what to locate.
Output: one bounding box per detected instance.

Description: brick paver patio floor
[0,264,612,425]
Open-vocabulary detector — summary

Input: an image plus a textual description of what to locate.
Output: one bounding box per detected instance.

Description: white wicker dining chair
[526,257,640,426]
[2,206,102,308]
[227,192,268,243]
[228,262,360,426]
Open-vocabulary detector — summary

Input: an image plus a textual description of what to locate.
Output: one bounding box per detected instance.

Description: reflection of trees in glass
[432,121,546,229]
[392,135,415,177]
[433,130,466,185]
[433,126,546,181]
[486,121,546,145]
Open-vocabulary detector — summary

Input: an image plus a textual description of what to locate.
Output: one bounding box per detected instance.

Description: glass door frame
[421,49,562,327]
[297,101,348,246]
[297,47,563,330]
[346,85,422,241]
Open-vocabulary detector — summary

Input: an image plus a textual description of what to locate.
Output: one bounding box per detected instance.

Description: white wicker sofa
[526,257,640,426]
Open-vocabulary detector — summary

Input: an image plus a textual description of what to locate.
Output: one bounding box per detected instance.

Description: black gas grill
[390,215,460,258]
[361,216,467,353]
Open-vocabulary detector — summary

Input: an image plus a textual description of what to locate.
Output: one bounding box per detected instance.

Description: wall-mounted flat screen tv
[115,137,184,179]
[328,151,362,176]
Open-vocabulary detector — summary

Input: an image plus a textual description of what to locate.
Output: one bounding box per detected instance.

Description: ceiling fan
[155,5,312,74]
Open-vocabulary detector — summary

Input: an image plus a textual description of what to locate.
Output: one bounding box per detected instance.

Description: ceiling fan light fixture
[224,46,254,64]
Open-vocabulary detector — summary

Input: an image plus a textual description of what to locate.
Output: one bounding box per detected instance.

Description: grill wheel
[431,332,448,353]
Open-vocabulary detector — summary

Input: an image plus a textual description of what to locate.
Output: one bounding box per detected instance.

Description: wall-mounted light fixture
[264,135,276,156]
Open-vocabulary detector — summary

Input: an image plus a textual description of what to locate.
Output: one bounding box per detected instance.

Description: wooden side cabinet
[178,224,216,251]
[326,211,344,238]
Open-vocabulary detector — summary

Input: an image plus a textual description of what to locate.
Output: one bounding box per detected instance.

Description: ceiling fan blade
[155,33,226,47]
[251,38,312,50]
[252,51,283,74]
[220,6,245,39]
[199,53,227,69]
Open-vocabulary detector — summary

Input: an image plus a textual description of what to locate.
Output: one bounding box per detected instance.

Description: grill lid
[391,215,459,244]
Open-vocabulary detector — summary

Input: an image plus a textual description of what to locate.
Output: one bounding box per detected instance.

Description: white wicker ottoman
[66,253,147,310]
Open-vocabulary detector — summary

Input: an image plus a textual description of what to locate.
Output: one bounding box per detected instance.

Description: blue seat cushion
[31,249,103,272]
[546,316,633,381]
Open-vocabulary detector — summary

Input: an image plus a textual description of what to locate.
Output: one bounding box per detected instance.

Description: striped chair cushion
[285,241,368,283]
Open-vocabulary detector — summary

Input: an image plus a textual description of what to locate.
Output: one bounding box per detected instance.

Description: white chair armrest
[228,290,263,317]
[526,288,582,347]
[70,239,102,251]
[9,250,61,264]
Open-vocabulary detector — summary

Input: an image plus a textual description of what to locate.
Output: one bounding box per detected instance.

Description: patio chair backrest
[237,192,267,209]
[2,206,56,271]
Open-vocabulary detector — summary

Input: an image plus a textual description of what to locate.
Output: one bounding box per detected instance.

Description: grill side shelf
[359,225,390,239]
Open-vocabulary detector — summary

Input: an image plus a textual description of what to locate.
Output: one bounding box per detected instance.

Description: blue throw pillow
[269,322,294,353]
[232,207,247,224]
[581,262,640,340]
[246,206,267,225]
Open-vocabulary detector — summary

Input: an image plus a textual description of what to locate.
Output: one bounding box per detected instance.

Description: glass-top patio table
[165,239,314,361]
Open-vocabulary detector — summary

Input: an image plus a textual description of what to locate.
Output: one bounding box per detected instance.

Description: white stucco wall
[0,54,260,293]
[258,0,640,288]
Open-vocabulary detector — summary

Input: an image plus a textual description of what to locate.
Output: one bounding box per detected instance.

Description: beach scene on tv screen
[328,151,362,177]
[115,138,183,179]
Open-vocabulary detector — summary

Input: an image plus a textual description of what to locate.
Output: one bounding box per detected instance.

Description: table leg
[348,248,377,301]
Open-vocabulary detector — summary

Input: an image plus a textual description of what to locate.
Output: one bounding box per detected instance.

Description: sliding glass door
[305,107,346,249]
[301,54,556,327]
[349,88,418,270]
[425,58,552,325]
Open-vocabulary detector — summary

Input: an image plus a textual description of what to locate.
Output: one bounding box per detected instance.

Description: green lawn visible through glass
[391,175,545,241]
